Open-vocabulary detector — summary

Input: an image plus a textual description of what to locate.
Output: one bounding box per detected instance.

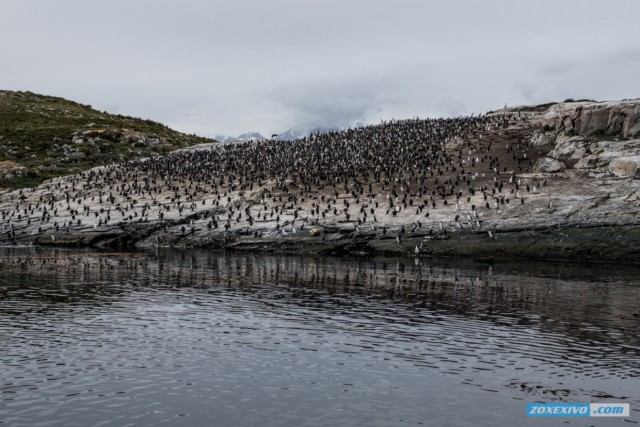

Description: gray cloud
[267,68,411,129]
[2,0,640,137]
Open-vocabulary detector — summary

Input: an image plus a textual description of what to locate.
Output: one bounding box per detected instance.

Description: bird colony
[0,112,566,247]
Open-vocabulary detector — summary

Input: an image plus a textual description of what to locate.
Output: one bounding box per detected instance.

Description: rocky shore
[1,99,639,263]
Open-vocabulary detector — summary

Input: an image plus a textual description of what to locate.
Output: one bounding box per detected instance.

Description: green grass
[2,175,53,189]
[0,90,216,189]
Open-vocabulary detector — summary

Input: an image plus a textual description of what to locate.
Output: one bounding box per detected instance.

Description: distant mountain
[214,132,267,143]
[216,124,365,144]
[237,132,266,141]
[275,126,340,141]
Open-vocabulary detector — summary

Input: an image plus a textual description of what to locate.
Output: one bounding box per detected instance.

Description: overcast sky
[3,0,640,138]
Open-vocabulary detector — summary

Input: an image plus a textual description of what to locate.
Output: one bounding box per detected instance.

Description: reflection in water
[0,247,639,426]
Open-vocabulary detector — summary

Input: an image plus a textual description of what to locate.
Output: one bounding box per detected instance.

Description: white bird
[414,242,423,255]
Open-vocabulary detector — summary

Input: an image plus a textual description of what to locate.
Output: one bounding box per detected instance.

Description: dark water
[1,248,639,426]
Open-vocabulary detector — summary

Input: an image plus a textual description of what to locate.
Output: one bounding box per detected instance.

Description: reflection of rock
[533,157,565,173]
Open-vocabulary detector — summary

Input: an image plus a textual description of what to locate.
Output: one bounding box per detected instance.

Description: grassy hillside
[0,90,215,189]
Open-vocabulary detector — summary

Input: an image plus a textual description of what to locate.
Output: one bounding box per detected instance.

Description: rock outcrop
[1,99,639,263]
[529,99,640,178]
[538,99,640,138]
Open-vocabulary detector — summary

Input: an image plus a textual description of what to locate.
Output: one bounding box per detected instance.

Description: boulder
[608,156,640,177]
[574,155,598,169]
[550,135,583,159]
[529,130,553,146]
[570,147,586,159]
[533,157,565,173]
[309,228,322,236]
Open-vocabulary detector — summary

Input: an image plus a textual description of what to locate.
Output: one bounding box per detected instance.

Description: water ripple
[0,248,639,426]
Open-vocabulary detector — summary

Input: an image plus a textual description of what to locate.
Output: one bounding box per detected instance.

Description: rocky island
[1,96,639,263]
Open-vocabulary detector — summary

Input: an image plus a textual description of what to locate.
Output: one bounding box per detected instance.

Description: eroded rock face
[529,130,554,146]
[533,157,565,173]
[530,100,640,178]
[579,106,610,136]
[549,135,583,159]
[541,100,640,138]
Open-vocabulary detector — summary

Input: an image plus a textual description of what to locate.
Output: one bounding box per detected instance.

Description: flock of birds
[0,110,558,248]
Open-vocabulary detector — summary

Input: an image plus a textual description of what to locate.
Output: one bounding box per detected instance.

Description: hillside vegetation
[0,90,215,188]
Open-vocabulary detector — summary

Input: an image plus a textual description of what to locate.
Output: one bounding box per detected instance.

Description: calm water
[0,248,639,426]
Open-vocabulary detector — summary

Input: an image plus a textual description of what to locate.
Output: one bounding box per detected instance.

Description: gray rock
[533,157,565,173]
[541,100,640,139]
[574,155,598,169]
[530,130,554,146]
[563,117,574,135]
[607,112,626,135]
[550,135,583,159]
[579,107,610,136]
[623,108,640,137]
[608,156,640,177]
[570,147,586,159]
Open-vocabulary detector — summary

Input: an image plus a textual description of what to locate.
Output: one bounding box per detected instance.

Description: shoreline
[1,100,639,263]
[16,223,640,265]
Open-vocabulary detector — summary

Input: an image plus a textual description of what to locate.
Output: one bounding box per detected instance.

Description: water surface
[1,248,639,426]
